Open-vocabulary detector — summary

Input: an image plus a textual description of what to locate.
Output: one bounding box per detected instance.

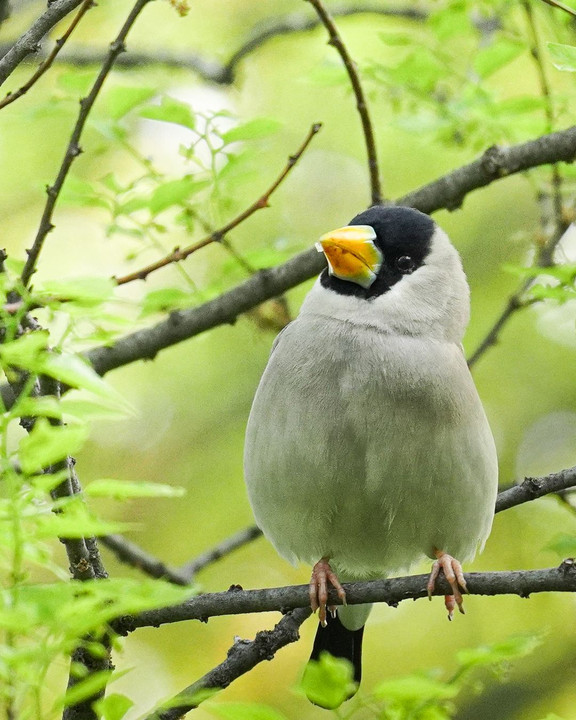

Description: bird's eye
[396,255,415,274]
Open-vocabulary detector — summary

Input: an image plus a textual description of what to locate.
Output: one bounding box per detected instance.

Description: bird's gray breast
[244,314,497,578]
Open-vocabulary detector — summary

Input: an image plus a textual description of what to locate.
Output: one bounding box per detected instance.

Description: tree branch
[85,125,576,379]
[495,465,576,512]
[101,525,262,584]
[100,534,191,585]
[0,5,426,85]
[113,123,322,286]
[20,0,156,288]
[116,564,576,634]
[0,0,94,111]
[144,608,312,720]
[178,526,263,580]
[0,0,86,86]
[397,126,576,213]
[306,0,382,205]
[113,464,576,633]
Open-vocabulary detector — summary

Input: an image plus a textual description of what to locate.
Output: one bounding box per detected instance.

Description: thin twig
[306,0,382,205]
[467,217,568,368]
[467,283,529,368]
[539,0,576,19]
[523,1,566,242]
[0,0,94,110]
[221,3,426,86]
[100,535,191,585]
[113,123,322,285]
[82,125,576,380]
[20,0,156,289]
[178,526,263,580]
[101,527,262,585]
[0,6,427,85]
[0,0,86,86]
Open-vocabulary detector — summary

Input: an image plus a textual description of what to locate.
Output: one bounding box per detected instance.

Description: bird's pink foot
[427,550,467,620]
[309,557,347,627]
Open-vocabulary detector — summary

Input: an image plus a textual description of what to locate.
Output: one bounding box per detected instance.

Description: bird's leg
[426,549,467,620]
[309,557,347,627]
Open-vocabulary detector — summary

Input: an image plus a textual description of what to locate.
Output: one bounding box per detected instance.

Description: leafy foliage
[0,0,576,717]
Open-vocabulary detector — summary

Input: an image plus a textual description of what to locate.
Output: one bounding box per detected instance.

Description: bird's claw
[309,557,347,627]
[427,551,467,620]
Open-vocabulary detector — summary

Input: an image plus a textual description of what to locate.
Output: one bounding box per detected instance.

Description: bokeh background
[2,0,576,717]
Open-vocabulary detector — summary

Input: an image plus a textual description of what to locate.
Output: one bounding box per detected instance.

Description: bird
[244,205,498,706]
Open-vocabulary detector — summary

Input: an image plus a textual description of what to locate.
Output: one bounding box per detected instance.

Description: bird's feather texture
[244,227,497,580]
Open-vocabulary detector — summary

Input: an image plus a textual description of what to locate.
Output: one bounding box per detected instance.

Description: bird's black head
[320,205,435,299]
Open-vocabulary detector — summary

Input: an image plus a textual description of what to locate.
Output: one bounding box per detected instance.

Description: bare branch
[0,5,426,85]
[114,123,322,286]
[20,0,156,289]
[0,0,94,111]
[0,0,86,86]
[178,526,263,580]
[113,464,576,633]
[467,287,529,368]
[306,0,382,205]
[495,465,576,512]
[397,126,576,213]
[101,526,262,584]
[144,608,312,720]
[116,564,576,634]
[86,125,576,379]
[100,535,191,586]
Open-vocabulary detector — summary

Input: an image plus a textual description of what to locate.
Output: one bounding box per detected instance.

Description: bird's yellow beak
[315,225,382,289]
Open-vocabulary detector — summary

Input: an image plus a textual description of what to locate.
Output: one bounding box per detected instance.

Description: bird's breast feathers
[244,315,498,578]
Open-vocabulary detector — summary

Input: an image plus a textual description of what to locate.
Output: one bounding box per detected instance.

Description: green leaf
[61,175,111,209]
[303,63,348,86]
[4,257,25,276]
[11,396,63,421]
[473,38,525,79]
[18,419,89,474]
[38,277,116,307]
[58,671,113,709]
[36,353,131,411]
[221,118,281,144]
[208,702,288,720]
[148,176,206,214]
[57,69,96,96]
[139,96,196,130]
[36,511,129,539]
[0,330,49,369]
[106,86,157,120]
[529,284,575,303]
[300,653,357,710]
[94,693,134,720]
[140,288,193,316]
[60,392,131,424]
[456,634,541,670]
[548,42,576,72]
[84,479,185,500]
[374,674,458,702]
[378,32,414,46]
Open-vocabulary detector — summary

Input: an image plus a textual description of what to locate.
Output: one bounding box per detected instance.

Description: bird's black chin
[320,267,399,299]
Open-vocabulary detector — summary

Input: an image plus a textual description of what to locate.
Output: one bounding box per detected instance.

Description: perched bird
[244,205,498,705]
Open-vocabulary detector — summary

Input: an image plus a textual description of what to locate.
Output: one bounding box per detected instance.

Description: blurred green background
[2,0,576,717]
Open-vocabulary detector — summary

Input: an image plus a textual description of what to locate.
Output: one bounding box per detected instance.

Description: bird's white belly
[244,317,498,579]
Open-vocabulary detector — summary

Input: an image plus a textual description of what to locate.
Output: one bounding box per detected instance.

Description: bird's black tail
[307,612,364,706]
